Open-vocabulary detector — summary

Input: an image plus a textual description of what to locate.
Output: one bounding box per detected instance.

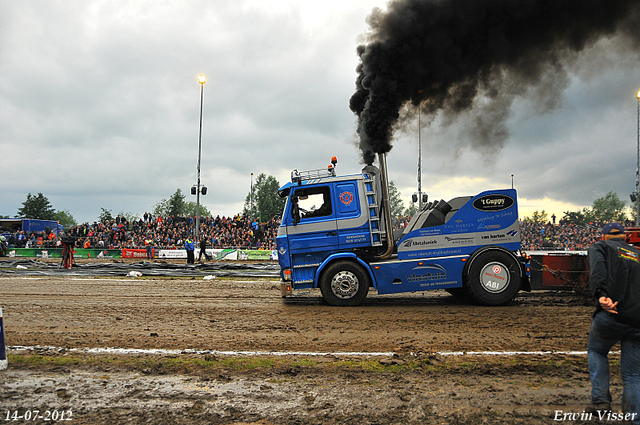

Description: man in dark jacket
[587,222,640,422]
[198,237,210,262]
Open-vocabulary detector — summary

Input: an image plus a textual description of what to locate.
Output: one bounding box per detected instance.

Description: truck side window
[294,186,332,220]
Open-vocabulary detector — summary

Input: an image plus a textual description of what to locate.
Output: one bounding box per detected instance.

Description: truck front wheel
[320,261,370,306]
[466,251,521,306]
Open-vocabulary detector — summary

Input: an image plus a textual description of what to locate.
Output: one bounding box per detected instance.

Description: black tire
[465,250,521,306]
[319,260,370,306]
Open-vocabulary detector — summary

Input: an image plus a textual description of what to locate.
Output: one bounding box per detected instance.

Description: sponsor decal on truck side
[473,195,514,212]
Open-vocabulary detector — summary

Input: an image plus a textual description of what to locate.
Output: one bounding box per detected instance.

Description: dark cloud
[350,0,640,164]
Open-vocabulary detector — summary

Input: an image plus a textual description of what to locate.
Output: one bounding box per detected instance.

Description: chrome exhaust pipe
[376,152,394,260]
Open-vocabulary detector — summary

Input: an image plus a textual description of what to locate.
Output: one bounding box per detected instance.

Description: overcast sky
[2,0,640,224]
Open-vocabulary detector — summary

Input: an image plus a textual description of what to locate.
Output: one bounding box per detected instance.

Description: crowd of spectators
[4,209,635,253]
[519,219,636,251]
[5,230,58,249]
[520,221,603,251]
[5,212,280,252]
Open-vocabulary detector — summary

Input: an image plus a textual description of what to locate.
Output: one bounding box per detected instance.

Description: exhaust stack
[375,152,394,260]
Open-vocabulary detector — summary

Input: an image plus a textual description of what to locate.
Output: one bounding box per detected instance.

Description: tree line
[522,191,631,226]
[4,174,287,230]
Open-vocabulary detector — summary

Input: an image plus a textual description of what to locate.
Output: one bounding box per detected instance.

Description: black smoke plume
[350,0,640,165]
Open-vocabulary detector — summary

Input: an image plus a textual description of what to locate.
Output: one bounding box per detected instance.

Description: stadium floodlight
[195,74,207,239]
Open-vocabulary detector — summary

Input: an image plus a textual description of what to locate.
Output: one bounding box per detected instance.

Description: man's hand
[599,296,618,314]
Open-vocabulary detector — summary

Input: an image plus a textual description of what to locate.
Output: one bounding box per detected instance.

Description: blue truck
[276,153,530,306]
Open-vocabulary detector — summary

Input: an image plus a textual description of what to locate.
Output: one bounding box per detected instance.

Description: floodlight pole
[250,173,254,217]
[636,90,640,226]
[196,74,206,239]
[417,91,423,210]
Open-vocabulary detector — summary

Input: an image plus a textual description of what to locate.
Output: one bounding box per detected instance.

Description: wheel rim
[330,270,359,299]
[479,261,510,293]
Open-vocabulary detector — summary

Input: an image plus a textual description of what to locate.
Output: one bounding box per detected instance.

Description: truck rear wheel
[320,260,370,306]
[466,251,521,306]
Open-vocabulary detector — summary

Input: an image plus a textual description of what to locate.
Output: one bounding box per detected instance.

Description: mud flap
[281,281,293,297]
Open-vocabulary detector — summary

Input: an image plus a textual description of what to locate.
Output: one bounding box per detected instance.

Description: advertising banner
[192,249,234,260]
[8,248,63,258]
[208,249,237,260]
[158,249,187,259]
[159,249,276,260]
[237,250,278,261]
[7,248,121,259]
[67,249,119,259]
[122,249,154,259]
[5,248,275,261]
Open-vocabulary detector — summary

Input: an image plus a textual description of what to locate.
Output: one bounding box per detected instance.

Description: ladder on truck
[364,175,384,246]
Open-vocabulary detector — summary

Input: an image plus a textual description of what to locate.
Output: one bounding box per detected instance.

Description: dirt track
[0,271,627,424]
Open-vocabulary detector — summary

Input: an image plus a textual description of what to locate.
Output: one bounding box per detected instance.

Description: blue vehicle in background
[276,153,530,306]
[0,218,64,241]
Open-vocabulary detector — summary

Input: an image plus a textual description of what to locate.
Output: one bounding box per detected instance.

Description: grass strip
[6,352,595,376]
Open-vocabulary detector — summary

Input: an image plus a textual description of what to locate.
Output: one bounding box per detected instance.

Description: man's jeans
[588,310,640,423]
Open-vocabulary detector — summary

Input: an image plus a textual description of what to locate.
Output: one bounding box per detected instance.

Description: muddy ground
[0,260,627,424]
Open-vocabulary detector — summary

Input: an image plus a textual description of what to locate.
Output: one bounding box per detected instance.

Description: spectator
[586,222,640,420]
[185,237,195,264]
[198,236,210,261]
[145,236,154,259]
